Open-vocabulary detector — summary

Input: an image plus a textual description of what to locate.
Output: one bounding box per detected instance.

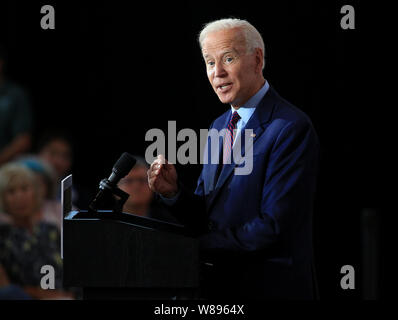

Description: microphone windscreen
[112,152,137,179]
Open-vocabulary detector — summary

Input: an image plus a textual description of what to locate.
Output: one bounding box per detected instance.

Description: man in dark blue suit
[148,18,319,299]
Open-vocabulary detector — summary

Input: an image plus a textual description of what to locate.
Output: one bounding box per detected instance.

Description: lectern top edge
[65,210,194,237]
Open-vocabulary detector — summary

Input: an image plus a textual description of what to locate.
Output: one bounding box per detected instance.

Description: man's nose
[214,61,227,78]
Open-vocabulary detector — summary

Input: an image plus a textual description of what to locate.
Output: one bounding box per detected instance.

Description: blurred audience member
[36,130,85,208]
[17,155,57,200]
[37,130,72,187]
[16,156,61,229]
[0,264,31,300]
[0,44,33,166]
[0,163,73,299]
[118,156,178,223]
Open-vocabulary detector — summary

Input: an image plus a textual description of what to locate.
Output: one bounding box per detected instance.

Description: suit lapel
[207,86,278,209]
[205,111,231,193]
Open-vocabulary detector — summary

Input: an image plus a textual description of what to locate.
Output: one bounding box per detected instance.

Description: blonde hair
[0,163,42,214]
[198,18,266,70]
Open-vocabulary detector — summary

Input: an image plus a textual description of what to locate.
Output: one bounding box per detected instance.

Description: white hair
[198,18,266,70]
[0,162,42,214]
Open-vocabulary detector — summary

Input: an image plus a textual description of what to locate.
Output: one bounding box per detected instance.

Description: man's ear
[255,48,263,73]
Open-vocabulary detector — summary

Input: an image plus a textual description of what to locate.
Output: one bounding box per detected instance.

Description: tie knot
[231,111,240,125]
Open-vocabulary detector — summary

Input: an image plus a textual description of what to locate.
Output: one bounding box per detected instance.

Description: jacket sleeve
[155,120,215,235]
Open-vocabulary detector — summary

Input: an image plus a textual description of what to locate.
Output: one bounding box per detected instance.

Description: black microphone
[107,152,137,185]
[89,152,137,211]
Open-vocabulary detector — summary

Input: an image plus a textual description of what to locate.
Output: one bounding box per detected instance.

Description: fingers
[156,154,175,167]
[147,161,165,193]
[147,154,176,184]
[148,154,167,181]
[147,155,178,195]
[149,155,163,171]
[157,154,166,165]
[151,154,174,172]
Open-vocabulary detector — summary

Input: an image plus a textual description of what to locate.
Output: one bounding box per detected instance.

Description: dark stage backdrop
[0,0,387,299]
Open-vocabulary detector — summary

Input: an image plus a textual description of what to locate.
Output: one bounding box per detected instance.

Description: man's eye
[207,61,215,67]
[225,57,234,63]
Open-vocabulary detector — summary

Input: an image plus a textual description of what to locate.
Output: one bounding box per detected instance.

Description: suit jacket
[170,85,320,299]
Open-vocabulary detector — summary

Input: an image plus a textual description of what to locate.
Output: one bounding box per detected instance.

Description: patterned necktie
[222,111,241,165]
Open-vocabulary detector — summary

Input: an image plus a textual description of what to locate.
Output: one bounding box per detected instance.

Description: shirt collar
[230,80,270,124]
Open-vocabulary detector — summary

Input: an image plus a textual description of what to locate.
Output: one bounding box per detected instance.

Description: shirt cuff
[159,189,181,206]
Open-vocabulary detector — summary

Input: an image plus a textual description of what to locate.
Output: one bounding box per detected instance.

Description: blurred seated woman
[0,163,73,299]
[118,156,178,223]
[16,156,61,229]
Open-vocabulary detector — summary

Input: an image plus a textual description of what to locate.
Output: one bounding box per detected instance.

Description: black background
[0,0,387,299]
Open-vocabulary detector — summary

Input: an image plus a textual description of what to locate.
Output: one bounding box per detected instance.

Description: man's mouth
[216,83,232,93]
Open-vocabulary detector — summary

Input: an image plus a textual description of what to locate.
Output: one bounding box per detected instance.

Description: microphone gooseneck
[89,152,137,212]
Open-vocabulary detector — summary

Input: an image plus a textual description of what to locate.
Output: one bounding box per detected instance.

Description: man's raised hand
[147,155,178,198]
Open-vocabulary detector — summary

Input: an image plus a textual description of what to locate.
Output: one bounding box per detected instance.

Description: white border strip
[61,174,73,259]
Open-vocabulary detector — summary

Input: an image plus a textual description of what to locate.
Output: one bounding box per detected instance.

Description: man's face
[202,28,262,108]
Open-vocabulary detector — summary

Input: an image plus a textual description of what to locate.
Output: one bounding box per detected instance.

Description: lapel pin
[250,133,256,137]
